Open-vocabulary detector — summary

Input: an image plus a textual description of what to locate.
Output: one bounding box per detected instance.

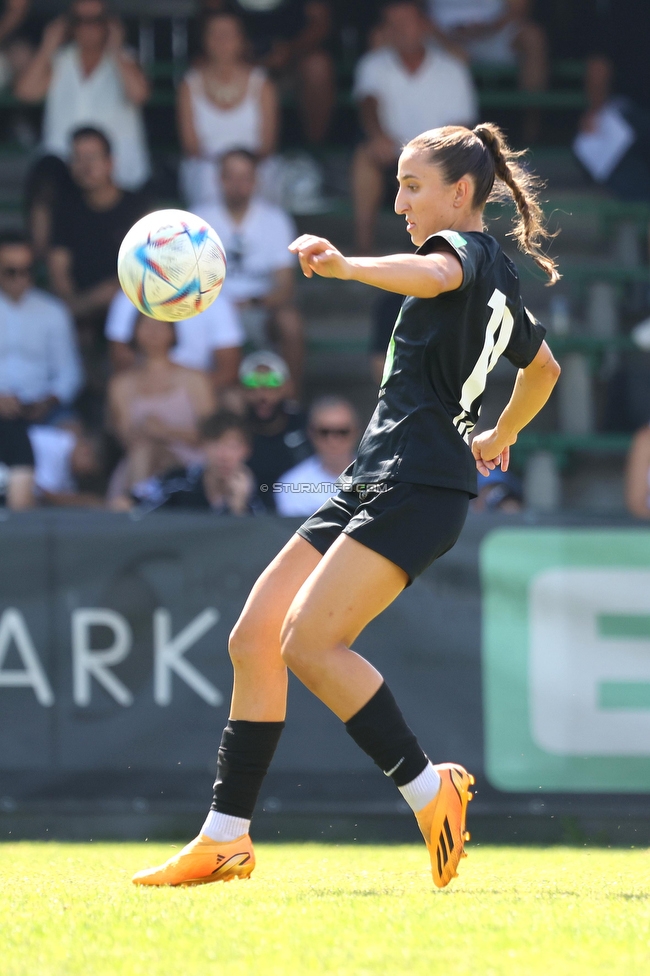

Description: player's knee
[228,617,264,670]
[279,612,309,673]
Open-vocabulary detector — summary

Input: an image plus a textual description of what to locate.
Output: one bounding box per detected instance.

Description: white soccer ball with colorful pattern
[117,209,226,321]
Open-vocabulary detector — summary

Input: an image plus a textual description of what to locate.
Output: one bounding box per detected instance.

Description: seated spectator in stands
[199,149,304,395]
[16,0,150,202]
[352,0,477,252]
[625,423,650,519]
[0,231,82,425]
[178,10,278,208]
[471,468,523,513]
[239,350,311,511]
[107,315,215,498]
[275,396,359,516]
[200,0,334,146]
[426,1,548,94]
[574,0,650,201]
[29,422,105,507]
[47,127,150,420]
[128,412,260,515]
[105,290,244,395]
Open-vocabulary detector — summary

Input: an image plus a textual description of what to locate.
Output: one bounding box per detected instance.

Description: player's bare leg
[132,536,321,886]
[281,534,474,887]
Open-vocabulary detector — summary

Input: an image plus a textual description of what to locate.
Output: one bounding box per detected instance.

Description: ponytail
[407,123,560,285]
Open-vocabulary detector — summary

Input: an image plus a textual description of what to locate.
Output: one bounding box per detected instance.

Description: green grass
[1,842,649,975]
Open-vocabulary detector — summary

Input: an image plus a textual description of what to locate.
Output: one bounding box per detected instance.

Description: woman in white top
[177,11,278,207]
[15,0,150,191]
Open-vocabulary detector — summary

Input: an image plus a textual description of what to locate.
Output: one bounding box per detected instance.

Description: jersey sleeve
[503,302,547,369]
[416,231,485,292]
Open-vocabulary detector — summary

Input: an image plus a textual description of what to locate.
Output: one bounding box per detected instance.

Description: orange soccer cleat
[132,833,255,887]
[415,762,474,889]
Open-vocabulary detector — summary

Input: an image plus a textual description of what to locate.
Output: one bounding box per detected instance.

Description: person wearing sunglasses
[238,350,311,511]
[275,396,359,517]
[0,231,83,509]
[16,0,150,254]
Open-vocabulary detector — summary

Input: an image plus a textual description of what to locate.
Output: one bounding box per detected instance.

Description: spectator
[0,231,82,423]
[199,149,304,395]
[16,0,150,191]
[107,315,215,497]
[352,0,477,252]
[48,127,150,323]
[47,126,151,420]
[573,0,650,202]
[426,1,548,95]
[129,412,260,515]
[625,423,650,519]
[239,350,311,510]
[275,396,359,516]
[29,423,105,507]
[200,0,335,145]
[177,11,278,208]
[471,468,523,513]
[105,289,244,395]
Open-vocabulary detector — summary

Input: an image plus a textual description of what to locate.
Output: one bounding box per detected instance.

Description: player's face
[395,149,475,246]
[221,156,257,209]
[204,15,245,63]
[71,136,113,192]
[204,430,250,475]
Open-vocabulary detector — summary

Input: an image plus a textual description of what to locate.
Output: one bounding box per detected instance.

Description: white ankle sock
[201,810,250,843]
[398,762,441,813]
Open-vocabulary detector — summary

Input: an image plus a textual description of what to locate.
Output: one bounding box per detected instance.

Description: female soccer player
[133,123,561,889]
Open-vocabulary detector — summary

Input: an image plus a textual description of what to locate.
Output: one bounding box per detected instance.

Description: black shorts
[0,418,34,468]
[296,481,470,584]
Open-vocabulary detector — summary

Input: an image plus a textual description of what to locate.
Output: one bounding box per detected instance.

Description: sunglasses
[0,265,32,278]
[311,427,353,438]
[241,371,284,389]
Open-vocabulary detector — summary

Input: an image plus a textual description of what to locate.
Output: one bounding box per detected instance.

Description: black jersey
[350,230,546,497]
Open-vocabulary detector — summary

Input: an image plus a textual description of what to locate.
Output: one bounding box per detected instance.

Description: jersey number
[453,288,513,442]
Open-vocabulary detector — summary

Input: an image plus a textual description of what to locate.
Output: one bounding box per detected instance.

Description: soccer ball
[117,209,226,321]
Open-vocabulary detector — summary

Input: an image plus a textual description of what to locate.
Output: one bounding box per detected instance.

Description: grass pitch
[1,842,649,976]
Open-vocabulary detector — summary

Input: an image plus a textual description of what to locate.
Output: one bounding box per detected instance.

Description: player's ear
[452,177,472,209]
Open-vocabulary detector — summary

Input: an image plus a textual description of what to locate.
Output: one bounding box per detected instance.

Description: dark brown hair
[406,123,560,284]
[200,411,251,445]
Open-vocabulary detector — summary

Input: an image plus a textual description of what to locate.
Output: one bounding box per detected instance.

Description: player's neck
[446,211,484,234]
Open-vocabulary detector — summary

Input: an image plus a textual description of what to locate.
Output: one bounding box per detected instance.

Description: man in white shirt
[198,149,305,396]
[275,396,359,517]
[105,289,245,393]
[427,0,547,92]
[0,232,83,509]
[352,0,477,253]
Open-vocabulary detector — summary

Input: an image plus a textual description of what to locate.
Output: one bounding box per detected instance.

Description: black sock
[344,682,428,787]
[211,720,285,820]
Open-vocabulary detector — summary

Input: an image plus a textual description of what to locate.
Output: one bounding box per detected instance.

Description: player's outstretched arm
[288,235,462,298]
[471,341,560,477]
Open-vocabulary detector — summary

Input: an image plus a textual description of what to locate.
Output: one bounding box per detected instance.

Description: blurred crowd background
[0,0,648,518]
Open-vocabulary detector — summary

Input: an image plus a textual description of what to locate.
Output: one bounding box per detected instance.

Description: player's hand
[288,235,352,281]
[471,427,514,477]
